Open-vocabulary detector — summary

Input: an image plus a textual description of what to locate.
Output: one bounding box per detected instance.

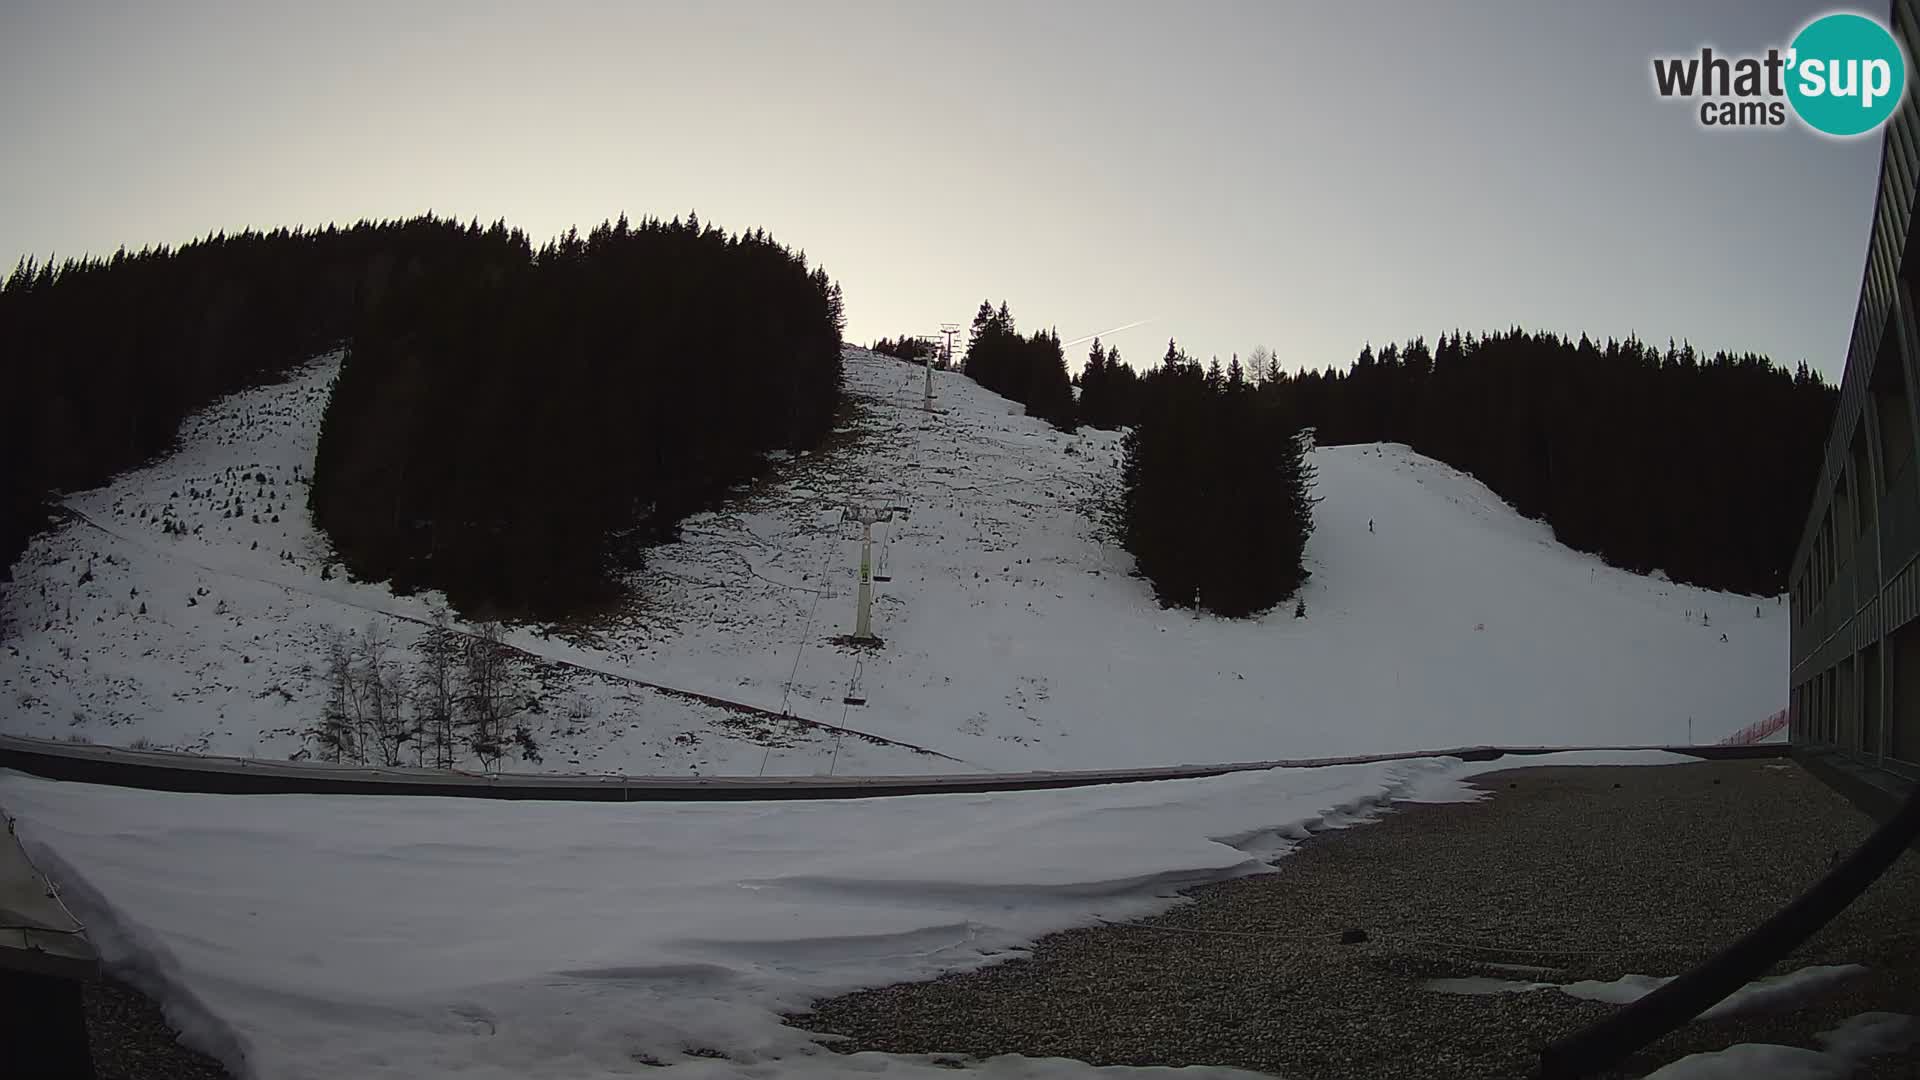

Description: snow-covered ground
[0,355,946,776]
[0,749,1696,1080]
[1,347,1787,775]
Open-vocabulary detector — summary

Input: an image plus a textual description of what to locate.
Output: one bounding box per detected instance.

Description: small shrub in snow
[512,723,542,764]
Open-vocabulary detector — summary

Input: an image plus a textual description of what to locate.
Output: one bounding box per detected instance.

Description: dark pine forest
[4,215,1834,623]
[310,214,845,617]
[960,301,1077,431]
[2,213,843,620]
[1277,331,1836,596]
[1115,343,1317,618]
[0,216,530,582]
[1075,330,1836,604]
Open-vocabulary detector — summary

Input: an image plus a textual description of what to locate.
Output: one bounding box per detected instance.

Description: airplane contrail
[1060,318,1154,350]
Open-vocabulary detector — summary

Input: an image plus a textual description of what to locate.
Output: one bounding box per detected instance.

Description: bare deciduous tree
[359,621,409,766]
[306,615,536,773]
[310,628,358,763]
[412,608,460,769]
[461,621,518,773]
[1246,345,1272,387]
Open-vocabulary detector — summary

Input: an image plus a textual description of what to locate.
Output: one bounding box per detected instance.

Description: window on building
[1853,429,1877,535]
[1872,323,1916,500]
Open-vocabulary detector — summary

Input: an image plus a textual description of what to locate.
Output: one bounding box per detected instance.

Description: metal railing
[1716,709,1789,746]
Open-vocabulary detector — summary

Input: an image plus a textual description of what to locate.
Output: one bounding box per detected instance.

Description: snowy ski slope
[0,347,1786,773]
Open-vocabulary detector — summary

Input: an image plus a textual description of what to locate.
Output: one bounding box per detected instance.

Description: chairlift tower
[929,323,960,412]
[843,506,894,640]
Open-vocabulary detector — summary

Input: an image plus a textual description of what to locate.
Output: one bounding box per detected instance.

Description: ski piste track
[51,504,970,767]
[0,732,1787,800]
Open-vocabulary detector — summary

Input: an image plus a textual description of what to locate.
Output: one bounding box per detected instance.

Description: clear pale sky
[0,0,1885,378]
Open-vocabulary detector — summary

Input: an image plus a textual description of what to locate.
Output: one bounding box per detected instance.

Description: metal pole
[856,520,875,640]
[843,506,892,641]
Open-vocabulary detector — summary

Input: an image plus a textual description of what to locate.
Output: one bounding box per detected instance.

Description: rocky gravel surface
[85,977,230,1079]
[791,759,1920,1078]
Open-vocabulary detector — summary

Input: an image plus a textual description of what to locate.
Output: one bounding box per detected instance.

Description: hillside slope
[0,348,1786,773]
[616,349,1786,769]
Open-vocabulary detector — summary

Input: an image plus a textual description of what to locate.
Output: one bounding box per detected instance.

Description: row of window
[1790,660,1849,747]
[1794,347,1910,628]
[1791,623,1920,765]
[1787,2,1920,769]
[1791,15,1920,632]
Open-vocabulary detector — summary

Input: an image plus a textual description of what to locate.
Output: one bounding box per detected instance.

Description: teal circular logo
[1787,13,1907,136]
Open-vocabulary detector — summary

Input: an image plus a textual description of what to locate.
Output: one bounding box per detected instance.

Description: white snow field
[0,749,1693,1080]
[1,347,1786,775]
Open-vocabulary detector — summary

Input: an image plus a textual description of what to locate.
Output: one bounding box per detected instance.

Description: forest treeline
[1010,324,1832,601]
[956,303,1314,616]
[1116,344,1316,616]
[310,214,845,616]
[1076,338,1146,430]
[870,334,951,367]
[4,212,1833,622]
[1269,331,1835,595]
[960,301,1076,430]
[0,216,531,582]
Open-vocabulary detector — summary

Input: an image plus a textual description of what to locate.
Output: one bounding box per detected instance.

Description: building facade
[1789,0,1920,781]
